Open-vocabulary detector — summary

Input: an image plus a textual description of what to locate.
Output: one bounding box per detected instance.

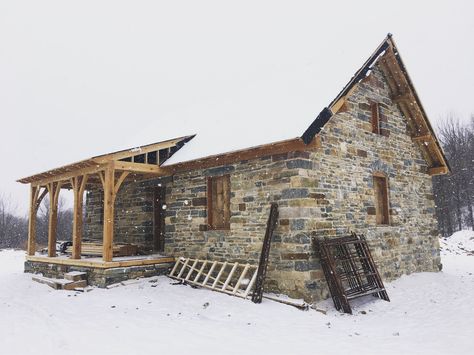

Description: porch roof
[17,135,194,186]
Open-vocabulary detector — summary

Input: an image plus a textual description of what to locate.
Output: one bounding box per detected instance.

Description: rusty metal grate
[316,232,390,314]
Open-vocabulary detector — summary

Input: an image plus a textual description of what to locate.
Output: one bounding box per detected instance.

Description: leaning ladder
[169,257,259,299]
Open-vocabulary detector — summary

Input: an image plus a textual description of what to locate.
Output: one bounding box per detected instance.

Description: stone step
[64,271,87,281]
[63,279,88,290]
[32,275,88,290]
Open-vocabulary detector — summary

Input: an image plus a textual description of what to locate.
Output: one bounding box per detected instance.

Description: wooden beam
[46,182,62,257]
[166,137,321,177]
[114,171,130,196]
[391,92,413,104]
[412,134,432,143]
[25,255,175,269]
[27,186,39,256]
[428,166,449,176]
[71,175,88,259]
[31,164,105,187]
[114,161,165,174]
[102,164,115,262]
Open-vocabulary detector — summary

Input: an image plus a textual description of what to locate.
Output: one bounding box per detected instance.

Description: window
[371,102,381,134]
[373,174,389,225]
[207,175,231,230]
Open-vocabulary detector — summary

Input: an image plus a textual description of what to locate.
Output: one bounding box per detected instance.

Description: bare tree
[0,192,28,248]
[433,114,474,236]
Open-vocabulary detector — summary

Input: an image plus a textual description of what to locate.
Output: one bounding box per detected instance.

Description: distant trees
[433,115,474,236]
[0,193,28,248]
[0,192,73,249]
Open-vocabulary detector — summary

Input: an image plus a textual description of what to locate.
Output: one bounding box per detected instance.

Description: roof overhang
[17,135,195,186]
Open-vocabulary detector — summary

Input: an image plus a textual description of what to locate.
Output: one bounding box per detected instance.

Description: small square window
[207,175,231,230]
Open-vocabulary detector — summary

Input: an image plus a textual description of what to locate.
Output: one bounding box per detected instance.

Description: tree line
[0,193,73,249]
[433,115,474,236]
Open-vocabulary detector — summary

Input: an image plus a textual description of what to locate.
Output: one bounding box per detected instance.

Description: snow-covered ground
[1,232,474,355]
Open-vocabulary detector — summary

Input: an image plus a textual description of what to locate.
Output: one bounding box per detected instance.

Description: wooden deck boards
[26,255,175,269]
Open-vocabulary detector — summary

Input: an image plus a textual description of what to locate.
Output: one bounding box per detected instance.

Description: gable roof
[301,34,449,175]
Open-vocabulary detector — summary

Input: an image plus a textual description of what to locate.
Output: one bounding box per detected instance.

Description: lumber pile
[65,242,138,257]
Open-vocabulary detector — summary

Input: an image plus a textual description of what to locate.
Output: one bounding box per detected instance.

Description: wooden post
[47,182,62,257]
[71,175,88,259]
[102,164,115,262]
[27,186,39,256]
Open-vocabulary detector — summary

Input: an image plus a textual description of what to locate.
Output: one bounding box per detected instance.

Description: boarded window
[373,175,389,225]
[371,102,381,134]
[207,175,231,230]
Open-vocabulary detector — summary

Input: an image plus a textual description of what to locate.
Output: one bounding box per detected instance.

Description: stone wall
[83,63,441,303]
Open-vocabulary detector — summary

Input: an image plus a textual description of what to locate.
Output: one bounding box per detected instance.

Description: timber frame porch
[18,135,194,264]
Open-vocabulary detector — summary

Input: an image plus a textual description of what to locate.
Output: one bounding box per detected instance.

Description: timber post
[71,174,88,259]
[102,163,115,262]
[47,182,62,257]
[27,186,39,256]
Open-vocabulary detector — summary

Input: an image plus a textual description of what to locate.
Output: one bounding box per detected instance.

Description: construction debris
[316,233,390,314]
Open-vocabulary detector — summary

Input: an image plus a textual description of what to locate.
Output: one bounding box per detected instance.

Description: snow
[1,232,474,355]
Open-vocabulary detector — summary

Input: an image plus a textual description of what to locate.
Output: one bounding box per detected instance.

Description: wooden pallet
[316,233,390,314]
[169,257,259,299]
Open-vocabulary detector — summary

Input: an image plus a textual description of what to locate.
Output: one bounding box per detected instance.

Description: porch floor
[26,253,175,269]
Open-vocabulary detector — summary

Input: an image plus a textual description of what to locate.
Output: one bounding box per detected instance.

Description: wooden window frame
[371,102,381,135]
[373,172,390,225]
[207,174,231,230]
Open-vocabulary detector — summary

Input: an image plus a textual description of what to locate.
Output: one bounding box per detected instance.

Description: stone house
[20,35,449,302]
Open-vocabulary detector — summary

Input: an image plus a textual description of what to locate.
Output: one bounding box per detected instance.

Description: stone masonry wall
[83,62,441,303]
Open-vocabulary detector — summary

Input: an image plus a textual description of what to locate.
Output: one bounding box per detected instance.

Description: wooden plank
[114,161,166,175]
[412,134,432,143]
[391,92,413,104]
[185,259,198,281]
[233,264,250,294]
[29,163,105,187]
[222,262,238,291]
[212,262,227,289]
[177,258,190,278]
[169,258,181,277]
[203,261,217,286]
[194,260,208,282]
[428,166,449,176]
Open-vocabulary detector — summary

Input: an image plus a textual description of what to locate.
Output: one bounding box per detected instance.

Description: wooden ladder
[169,258,259,299]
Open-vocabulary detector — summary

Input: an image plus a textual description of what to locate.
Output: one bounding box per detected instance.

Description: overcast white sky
[1,0,473,215]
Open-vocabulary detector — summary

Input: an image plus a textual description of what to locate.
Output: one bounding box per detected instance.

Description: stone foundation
[24,260,173,287]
